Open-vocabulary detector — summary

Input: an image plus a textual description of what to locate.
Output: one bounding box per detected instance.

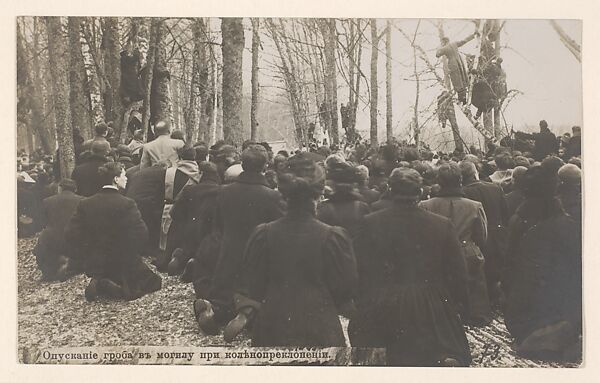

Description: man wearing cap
[557,164,582,223]
[566,126,581,160]
[140,120,184,169]
[71,140,112,197]
[34,178,84,281]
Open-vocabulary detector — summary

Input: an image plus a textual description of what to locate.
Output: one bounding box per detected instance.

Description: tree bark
[493,22,503,138]
[385,21,393,143]
[46,17,75,178]
[369,19,379,149]
[319,19,339,145]
[250,18,260,141]
[142,19,160,141]
[103,17,124,139]
[221,18,245,147]
[152,21,173,129]
[68,17,93,140]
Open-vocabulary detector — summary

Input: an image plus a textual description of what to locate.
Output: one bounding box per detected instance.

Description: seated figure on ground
[65,162,162,302]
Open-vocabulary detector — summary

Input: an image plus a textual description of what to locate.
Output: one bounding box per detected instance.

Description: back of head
[155,120,171,136]
[194,144,209,162]
[95,122,108,137]
[356,164,370,182]
[177,144,196,161]
[558,163,581,186]
[241,144,268,172]
[58,178,77,193]
[278,152,325,203]
[572,125,581,136]
[198,161,220,184]
[514,155,530,168]
[328,162,361,184]
[171,129,185,141]
[511,166,528,188]
[541,155,565,175]
[494,152,514,170]
[437,162,462,189]
[98,161,123,186]
[91,140,111,157]
[459,160,478,181]
[539,120,548,130]
[522,165,558,200]
[389,167,423,201]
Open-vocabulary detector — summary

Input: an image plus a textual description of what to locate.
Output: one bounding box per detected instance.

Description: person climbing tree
[436,30,479,104]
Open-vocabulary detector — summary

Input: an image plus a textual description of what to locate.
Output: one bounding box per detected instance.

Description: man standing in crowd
[140,120,184,169]
[82,122,110,152]
[533,120,559,161]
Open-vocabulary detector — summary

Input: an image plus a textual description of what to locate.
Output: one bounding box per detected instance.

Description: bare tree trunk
[185,19,202,143]
[369,19,379,149]
[550,20,581,62]
[221,18,245,147]
[141,19,160,141]
[493,23,503,138]
[46,17,75,178]
[412,23,420,147]
[103,17,124,140]
[319,19,339,145]
[17,19,54,154]
[385,20,393,143]
[68,17,93,140]
[151,21,172,131]
[250,18,260,141]
[197,19,210,143]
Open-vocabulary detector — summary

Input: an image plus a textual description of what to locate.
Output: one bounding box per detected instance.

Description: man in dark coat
[81,122,110,153]
[34,178,83,281]
[65,162,161,301]
[505,166,528,219]
[557,164,582,224]
[196,145,285,334]
[71,141,111,197]
[566,126,581,160]
[169,161,222,287]
[460,160,508,307]
[350,168,471,366]
[533,120,559,161]
[125,161,168,259]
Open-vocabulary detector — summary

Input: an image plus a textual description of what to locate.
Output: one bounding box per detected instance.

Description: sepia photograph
[14,11,584,370]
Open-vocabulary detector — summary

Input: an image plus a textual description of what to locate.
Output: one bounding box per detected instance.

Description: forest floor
[17,235,576,367]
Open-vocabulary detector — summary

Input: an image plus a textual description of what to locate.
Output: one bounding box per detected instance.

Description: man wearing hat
[71,140,112,197]
[140,120,184,169]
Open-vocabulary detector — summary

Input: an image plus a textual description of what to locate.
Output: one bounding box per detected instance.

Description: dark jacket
[317,192,371,238]
[235,211,357,347]
[34,190,84,278]
[566,135,581,159]
[126,165,166,251]
[65,188,160,299]
[463,179,509,290]
[505,214,581,350]
[208,171,285,323]
[505,189,526,220]
[534,130,558,161]
[70,154,109,197]
[349,203,471,366]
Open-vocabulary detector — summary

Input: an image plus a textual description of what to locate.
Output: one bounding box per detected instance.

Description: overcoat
[234,212,357,347]
[420,191,492,325]
[317,192,371,238]
[349,203,471,366]
[65,188,161,300]
[34,190,83,278]
[208,171,285,323]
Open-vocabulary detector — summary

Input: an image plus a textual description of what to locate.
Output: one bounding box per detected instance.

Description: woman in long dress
[223,152,358,347]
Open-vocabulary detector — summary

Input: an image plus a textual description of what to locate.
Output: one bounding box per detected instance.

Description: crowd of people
[17,118,582,366]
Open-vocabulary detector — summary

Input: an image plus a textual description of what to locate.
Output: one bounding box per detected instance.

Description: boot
[180,259,196,283]
[85,279,99,302]
[193,299,219,335]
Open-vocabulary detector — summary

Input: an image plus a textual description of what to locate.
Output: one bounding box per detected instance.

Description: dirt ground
[17,235,576,367]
